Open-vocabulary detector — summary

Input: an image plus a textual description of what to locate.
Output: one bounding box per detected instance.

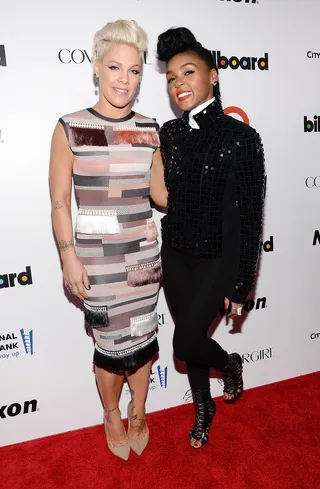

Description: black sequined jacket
[159,100,265,304]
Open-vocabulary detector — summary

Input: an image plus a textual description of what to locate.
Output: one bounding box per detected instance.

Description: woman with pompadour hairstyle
[157,26,265,449]
[49,19,167,461]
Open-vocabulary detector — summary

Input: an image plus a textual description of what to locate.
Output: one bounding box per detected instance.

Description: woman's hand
[224,297,244,319]
[63,254,90,301]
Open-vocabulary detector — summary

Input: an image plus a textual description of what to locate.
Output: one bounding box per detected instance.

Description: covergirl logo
[58,50,151,65]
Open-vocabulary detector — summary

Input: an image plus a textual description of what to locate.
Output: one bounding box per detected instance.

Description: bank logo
[261,236,274,253]
[0,399,38,419]
[307,51,320,59]
[312,230,320,245]
[0,45,7,67]
[242,347,274,363]
[212,51,268,70]
[224,106,250,125]
[0,266,33,289]
[157,365,168,388]
[304,116,320,133]
[310,332,320,339]
[20,329,34,355]
[306,176,320,188]
[0,330,35,359]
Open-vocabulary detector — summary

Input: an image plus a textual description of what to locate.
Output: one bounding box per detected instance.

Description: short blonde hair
[93,20,148,62]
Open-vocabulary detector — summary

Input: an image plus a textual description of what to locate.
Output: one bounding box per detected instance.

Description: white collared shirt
[189,97,215,130]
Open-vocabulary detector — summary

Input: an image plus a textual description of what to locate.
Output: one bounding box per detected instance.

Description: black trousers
[161,243,236,390]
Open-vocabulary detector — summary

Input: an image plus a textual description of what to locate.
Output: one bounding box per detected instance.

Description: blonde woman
[49,20,166,460]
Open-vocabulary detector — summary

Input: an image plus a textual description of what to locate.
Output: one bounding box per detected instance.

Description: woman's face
[166,51,217,112]
[94,43,142,109]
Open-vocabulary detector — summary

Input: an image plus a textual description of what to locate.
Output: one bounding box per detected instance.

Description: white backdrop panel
[0,0,320,446]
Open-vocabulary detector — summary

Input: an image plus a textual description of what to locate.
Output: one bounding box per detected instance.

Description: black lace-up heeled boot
[221,352,243,404]
[189,386,216,449]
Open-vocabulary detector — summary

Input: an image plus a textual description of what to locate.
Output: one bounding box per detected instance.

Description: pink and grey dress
[59,108,161,372]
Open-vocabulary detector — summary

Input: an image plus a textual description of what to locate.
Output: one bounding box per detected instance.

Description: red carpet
[1,372,320,489]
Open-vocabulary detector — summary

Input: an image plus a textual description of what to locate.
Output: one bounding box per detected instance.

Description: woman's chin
[176,97,197,112]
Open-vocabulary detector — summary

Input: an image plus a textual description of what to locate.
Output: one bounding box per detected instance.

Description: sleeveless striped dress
[59,108,161,372]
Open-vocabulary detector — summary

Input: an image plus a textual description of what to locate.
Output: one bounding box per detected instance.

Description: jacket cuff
[230,282,250,305]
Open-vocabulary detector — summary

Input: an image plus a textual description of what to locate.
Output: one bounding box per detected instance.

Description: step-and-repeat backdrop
[1,0,319,446]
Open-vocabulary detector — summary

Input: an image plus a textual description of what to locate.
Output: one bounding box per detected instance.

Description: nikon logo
[0,399,38,419]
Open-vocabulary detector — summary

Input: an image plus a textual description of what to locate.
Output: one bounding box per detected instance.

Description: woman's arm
[150,148,168,208]
[230,129,265,305]
[49,122,89,300]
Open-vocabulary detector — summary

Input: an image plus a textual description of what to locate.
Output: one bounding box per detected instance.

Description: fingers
[65,280,88,300]
[83,272,91,292]
[76,281,89,300]
[227,302,244,319]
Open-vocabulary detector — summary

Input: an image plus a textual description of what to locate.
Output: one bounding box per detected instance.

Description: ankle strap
[105,405,119,413]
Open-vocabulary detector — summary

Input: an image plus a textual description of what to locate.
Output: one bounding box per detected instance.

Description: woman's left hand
[224,298,244,319]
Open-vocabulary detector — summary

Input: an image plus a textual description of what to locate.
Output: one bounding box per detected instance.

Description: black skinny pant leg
[161,245,210,389]
[162,244,229,383]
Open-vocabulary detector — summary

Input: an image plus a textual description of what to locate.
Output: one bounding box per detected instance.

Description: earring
[213,81,218,86]
[94,74,99,96]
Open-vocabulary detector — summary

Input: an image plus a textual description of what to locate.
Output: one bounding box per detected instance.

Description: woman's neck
[93,98,132,119]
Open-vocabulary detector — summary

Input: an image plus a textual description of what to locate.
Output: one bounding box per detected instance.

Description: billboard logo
[219,0,257,3]
[20,329,34,355]
[304,116,320,133]
[212,51,268,71]
[0,266,33,289]
[157,365,168,388]
[0,45,7,67]
[261,236,274,253]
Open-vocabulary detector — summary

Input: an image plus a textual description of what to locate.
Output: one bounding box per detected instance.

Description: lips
[177,91,192,101]
[113,88,129,95]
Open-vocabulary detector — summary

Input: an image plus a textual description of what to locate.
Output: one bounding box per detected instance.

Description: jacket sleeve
[230,129,265,304]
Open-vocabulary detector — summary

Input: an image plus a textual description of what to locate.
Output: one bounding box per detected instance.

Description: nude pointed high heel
[104,406,130,461]
[127,402,149,456]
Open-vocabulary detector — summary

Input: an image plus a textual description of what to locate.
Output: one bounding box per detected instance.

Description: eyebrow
[108,60,141,68]
[166,62,197,75]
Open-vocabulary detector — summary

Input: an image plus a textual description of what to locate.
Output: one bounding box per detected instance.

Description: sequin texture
[160,100,265,304]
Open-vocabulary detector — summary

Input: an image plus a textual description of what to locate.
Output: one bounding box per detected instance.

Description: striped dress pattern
[59,108,161,372]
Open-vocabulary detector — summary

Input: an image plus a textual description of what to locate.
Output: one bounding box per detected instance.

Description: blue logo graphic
[157,366,168,388]
[20,329,34,355]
